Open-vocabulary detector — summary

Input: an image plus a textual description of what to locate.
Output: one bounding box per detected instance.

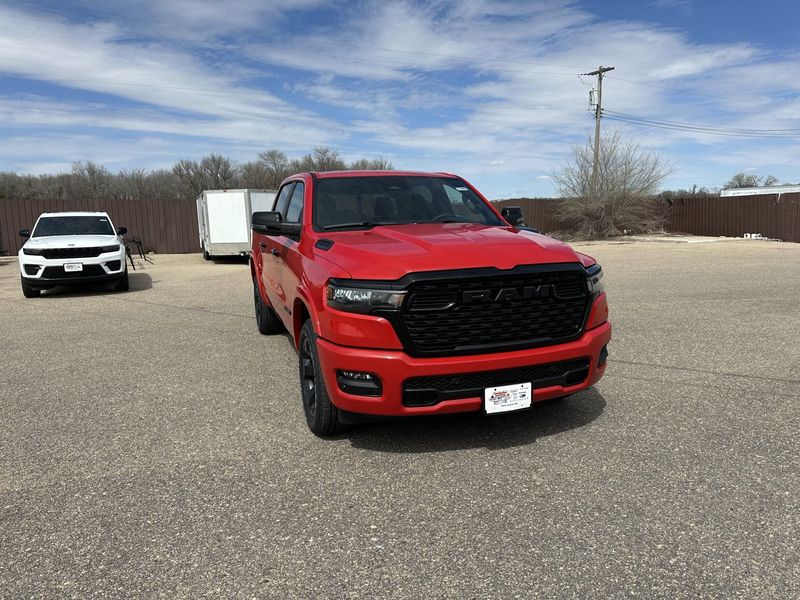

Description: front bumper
[316,321,612,416]
[19,251,126,289]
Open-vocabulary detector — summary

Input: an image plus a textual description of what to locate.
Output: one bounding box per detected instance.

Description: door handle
[270,248,281,257]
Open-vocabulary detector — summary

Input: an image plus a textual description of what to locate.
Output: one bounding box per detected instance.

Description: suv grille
[403,358,591,407]
[41,247,112,259]
[399,269,590,356]
[42,265,105,278]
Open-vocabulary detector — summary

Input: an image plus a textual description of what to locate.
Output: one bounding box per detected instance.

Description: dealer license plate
[484,382,532,414]
[64,263,83,272]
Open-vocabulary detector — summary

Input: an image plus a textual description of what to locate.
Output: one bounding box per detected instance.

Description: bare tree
[349,156,394,170]
[172,159,205,198]
[257,150,290,188]
[553,131,671,239]
[72,161,112,200]
[200,154,235,189]
[724,172,779,188]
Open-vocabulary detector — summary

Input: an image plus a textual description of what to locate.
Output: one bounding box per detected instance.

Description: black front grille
[41,247,112,259]
[399,269,590,356]
[403,358,591,407]
[42,265,105,278]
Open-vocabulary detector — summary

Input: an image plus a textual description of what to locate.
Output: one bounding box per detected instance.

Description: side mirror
[19,228,30,238]
[280,222,302,238]
[252,211,283,234]
[117,226,128,235]
[501,206,525,226]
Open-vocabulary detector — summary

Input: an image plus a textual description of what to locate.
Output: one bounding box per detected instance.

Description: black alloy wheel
[298,320,343,436]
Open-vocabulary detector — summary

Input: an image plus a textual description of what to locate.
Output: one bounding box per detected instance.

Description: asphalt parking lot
[1,239,798,599]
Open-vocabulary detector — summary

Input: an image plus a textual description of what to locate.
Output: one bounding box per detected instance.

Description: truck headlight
[22,247,44,255]
[326,281,406,314]
[98,244,121,253]
[586,264,604,295]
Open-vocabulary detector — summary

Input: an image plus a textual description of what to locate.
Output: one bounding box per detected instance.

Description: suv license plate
[484,382,532,414]
[64,263,83,272]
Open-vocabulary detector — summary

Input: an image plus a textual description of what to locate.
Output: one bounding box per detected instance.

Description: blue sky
[0,0,798,198]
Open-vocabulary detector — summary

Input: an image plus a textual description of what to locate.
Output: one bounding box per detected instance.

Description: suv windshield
[32,216,114,237]
[313,176,504,230]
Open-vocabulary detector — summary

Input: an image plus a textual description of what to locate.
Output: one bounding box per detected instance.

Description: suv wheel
[115,268,130,292]
[254,279,283,334]
[21,277,41,298]
[298,320,343,436]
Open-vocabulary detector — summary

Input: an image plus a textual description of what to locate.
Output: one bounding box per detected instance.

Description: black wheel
[114,268,129,292]
[254,279,283,334]
[21,277,40,298]
[299,320,344,436]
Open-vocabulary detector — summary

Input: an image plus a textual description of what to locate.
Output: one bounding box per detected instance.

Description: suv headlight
[586,264,604,295]
[98,244,121,253]
[22,247,44,255]
[326,281,406,314]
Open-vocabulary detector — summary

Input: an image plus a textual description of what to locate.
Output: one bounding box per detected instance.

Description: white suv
[18,211,129,298]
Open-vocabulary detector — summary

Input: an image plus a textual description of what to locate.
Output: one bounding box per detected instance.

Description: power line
[603,109,800,138]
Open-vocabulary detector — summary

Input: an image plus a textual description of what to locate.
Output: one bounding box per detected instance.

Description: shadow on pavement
[341,388,606,453]
[40,272,153,297]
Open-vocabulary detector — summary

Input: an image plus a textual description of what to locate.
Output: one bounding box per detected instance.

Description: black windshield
[32,216,114,237]
[313,176,504,230]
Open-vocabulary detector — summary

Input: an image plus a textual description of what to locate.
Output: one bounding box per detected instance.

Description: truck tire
[298,320,344,436]
[254,279,283,334]
[21,277,41,298]
[114,268,130,292]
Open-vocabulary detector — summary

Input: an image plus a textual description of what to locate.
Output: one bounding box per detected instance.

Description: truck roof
[309,170,459,179]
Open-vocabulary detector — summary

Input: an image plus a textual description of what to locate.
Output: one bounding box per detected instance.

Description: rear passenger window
[273,183,295,217]
[285,182,305,223]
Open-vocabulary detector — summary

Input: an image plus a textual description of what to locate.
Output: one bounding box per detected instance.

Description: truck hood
[316,223,585,280]
[24,234,120,249]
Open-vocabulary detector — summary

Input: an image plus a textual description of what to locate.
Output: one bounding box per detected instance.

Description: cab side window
[284,182,305,223]
[273,183,295,217]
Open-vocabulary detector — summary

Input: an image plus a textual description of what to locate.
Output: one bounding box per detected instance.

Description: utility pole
[582,65,614,194]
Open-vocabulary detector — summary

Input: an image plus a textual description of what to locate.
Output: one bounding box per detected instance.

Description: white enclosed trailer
[196,189,277,259]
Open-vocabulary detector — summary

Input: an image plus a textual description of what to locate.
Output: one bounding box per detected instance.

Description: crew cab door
[258,182,295,313]
[276,181,305,329]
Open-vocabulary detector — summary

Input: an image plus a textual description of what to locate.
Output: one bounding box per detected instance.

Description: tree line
[0,147,393,201]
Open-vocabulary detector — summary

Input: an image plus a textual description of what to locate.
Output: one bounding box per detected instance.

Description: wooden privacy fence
[0,197,199,255]
[2,193,799,255]
[495,192,800,243]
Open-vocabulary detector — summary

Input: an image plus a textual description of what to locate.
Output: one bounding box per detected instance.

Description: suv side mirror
[19,228,30,238]
[501,206,525,226]
[252,211,283,235]
[117,226,128,235]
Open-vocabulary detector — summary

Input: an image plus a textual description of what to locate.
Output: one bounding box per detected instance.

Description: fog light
[337,370,382,397]
[599,345,609,367]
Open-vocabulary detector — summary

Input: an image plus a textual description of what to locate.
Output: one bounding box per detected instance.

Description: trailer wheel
[254,279,283,334]
[298,320,344,436]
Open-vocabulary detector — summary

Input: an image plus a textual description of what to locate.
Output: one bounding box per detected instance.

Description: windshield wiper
[322,221,411,231]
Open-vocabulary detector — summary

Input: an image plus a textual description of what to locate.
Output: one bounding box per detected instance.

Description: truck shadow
[341,388,606,453]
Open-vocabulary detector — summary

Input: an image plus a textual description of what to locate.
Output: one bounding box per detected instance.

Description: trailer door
[206,191,249,244]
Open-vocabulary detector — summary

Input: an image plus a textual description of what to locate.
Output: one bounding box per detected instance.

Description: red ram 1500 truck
[250,171,611,435]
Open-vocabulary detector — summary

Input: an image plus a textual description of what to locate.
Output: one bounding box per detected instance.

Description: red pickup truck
[250,171,611,435]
